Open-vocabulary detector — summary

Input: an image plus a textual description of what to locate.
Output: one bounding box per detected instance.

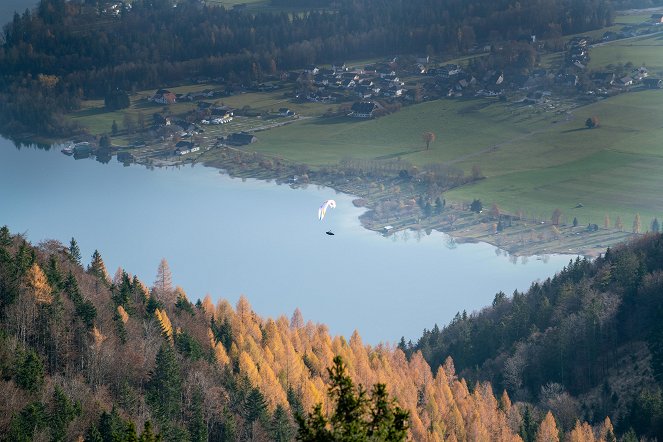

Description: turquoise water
[0,137,573,344]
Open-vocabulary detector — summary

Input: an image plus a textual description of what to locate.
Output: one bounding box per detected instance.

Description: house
[350,101,377,118]
[651,13,663,23]
[150,89,177,104]
[619,76,633,87]
[591,72,615,86]
[304,65,319,75]
[644,78,663,89]
[174,141,196,155]
[416,55,430,64]
[278,108,295,116]
[332,62,346,72]
[227,132,257,145]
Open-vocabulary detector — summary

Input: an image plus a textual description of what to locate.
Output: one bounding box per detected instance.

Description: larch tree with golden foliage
[536,411,559,442]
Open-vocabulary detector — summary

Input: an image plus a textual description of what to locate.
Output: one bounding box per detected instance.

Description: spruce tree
[69,237,81,265]
[270,404,295,442]
[16,349,45,392]
[189,388,208,442]
[88,250,109,284]
[147,344,182,422]
[0,225,11,246]
[49,385,82,442]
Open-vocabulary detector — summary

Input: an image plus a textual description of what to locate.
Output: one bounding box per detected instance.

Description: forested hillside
[0,0,614,135]
[405,233,663,439]
[0,224,620,441]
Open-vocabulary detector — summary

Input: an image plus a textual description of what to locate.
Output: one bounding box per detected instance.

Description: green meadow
[588,32,663,74]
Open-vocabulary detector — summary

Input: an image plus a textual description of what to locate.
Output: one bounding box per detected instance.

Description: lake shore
[193,145,636,258]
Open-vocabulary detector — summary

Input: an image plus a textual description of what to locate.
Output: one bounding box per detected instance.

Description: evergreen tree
[139,421,160,442]
[470,199,483,213]
[519,405,537,442]
[98,408,125,442]
[652,218,660,233]
[270,404,295,442]
[0,225,11,246]
[85,424,103,442]
[147,344,182,422]
[49,385,82,442]
[124,421,139,442]
[45,255,63,293]
[243,387,268,439]
[189,388,208,442]
[297,356,409,441]
[7,402,47,442]
[69,237,81,265]
[16,349,45,392]
[88,250,109,284]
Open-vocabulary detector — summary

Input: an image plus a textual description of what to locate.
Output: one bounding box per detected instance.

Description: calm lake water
[0,137,573,344]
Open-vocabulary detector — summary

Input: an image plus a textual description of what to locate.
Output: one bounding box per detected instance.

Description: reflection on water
[1,136,574,344]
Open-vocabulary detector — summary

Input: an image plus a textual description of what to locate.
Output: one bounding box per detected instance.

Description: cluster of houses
[295,62,407,104]
[564,34,661,92]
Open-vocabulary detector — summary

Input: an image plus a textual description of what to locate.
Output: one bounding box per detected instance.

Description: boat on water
[61,145,74,155]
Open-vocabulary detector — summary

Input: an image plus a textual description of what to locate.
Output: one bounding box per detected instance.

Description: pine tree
[139,421,159,442]
[16,349,44,392]
[270,404,295,442]
[652,218,660,233]
[124,421,139,442]
[45,255,63,293]
[98,408,125,442]
[147,344,182,422]
[519,405,537,442]
[49,385,82,442]
[69,237,81,264]
[88,250,109,284]
[0,225,11,246]
[85,424,103,442]
[297,356,409,441]
[189,388,208,442]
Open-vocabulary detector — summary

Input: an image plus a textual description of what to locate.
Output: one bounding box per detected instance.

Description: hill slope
[406,233,663,437]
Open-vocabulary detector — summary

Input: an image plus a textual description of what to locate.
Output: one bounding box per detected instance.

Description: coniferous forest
[405,233,663,439]
[0,222,642,441]
[0,0,615,136]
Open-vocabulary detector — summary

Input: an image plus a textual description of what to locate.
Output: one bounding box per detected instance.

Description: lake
[0,137,574,344]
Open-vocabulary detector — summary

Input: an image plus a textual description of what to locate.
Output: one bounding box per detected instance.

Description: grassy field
[587,32,663,74]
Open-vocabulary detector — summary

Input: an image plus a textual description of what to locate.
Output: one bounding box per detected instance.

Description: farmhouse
[150,89,177,104]
[591,72,615,86]
[350,101,377,118]
[227,132,257,145]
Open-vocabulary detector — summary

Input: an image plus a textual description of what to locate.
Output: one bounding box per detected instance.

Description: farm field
[446,89,663,226]
[587,32,663,73]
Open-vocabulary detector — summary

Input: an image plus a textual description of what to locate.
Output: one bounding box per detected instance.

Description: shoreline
[192,146,636,259]
[11,133,638,258]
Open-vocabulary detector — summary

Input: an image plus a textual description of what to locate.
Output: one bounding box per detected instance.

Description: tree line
[0,0,613,136]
